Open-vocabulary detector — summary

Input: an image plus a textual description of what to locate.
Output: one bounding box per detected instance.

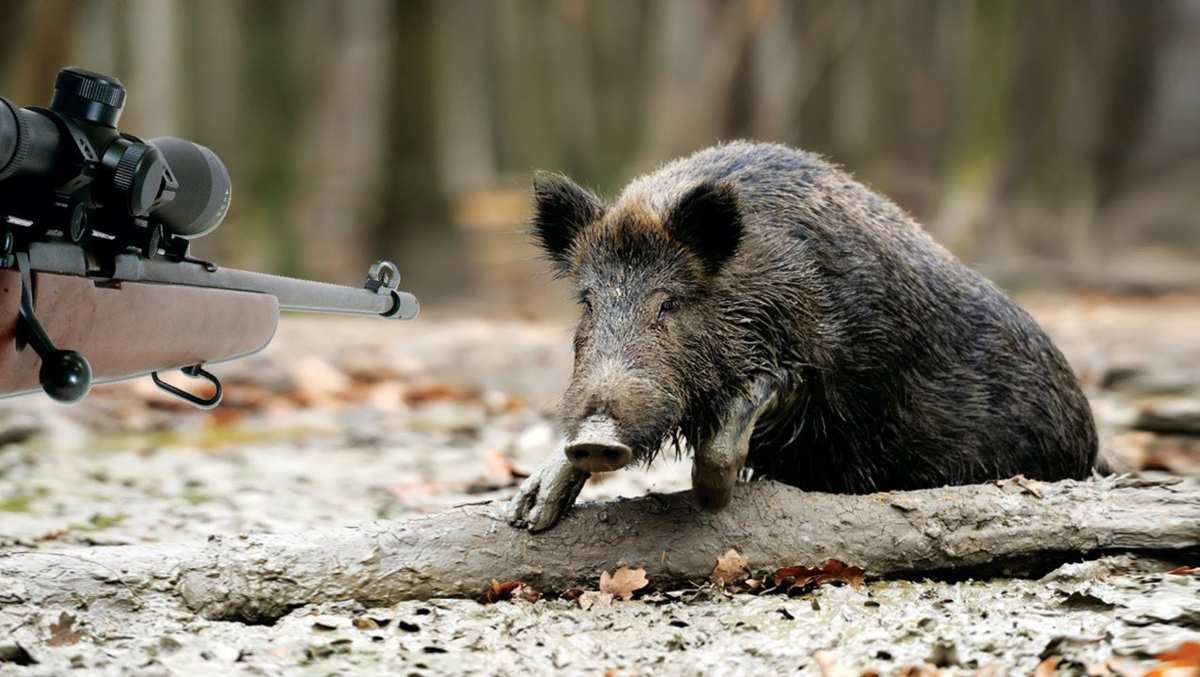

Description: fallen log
[1,476,1197,623]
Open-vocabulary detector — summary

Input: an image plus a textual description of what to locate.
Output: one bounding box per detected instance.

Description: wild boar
[508,141,1098,532]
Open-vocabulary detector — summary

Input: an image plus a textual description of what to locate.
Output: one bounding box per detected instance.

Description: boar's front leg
[506,450,590,532]
[692,376,776,510]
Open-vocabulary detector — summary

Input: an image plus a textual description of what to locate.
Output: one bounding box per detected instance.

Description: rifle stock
[0,270,278,398]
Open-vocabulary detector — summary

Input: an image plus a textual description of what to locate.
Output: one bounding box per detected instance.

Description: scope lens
[150,137,231,239]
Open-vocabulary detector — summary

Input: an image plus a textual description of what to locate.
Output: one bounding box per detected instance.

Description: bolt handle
[14,252,93,403]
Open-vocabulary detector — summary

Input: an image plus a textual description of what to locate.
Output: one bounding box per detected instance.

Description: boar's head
[531,171,748,473]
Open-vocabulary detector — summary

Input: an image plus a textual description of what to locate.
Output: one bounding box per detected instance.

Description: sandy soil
[1,294,1198,675]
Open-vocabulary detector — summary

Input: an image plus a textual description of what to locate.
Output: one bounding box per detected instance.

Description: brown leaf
[1013,475,1044,498]
[484,450,526,481]
[512,583,540,603]
[47,612,82,647]
[1166,566,1198,576]
[711,548,749,587]
[1110,431,1200,475]
[560,588,585,601]
[577,591,613,611]
[1034,656,1061,677]
[482,579,540,604]
[403,384,479,407]
[599,566,649,601]
[813,650,859,677]
[1147,642,1200,677]
[772,559,866,593]
[894,666,941,677]
[287,357,351,402]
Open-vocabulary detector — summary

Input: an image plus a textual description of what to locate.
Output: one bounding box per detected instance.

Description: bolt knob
[39,350,92,403]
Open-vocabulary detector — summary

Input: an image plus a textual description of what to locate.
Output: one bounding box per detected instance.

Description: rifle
[0,68,417,407]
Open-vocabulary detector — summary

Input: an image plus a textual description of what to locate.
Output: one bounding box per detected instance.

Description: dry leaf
[711,548,749,587]
[47,612,82,647]
[812,650,858,677]
[361,381,408,411]
[1146,642,1200,677]
[599,567,649,601]
[1013,475,1044,498]
[772,559,866,593]
[287,357,351,401]
[511,583,540,603]
[1034,656,1061,677]
[560,588,585,601]
[894,666,940,677]
[1166,566,1198,576]
[577,591,613,611]
[352,617,379,630]
[482,579,540,604]
[484,450,527,481]
[403,384,479,407]
[1110,431,1200,475]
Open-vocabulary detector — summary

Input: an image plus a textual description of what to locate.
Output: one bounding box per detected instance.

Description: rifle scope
[0,67,230,240]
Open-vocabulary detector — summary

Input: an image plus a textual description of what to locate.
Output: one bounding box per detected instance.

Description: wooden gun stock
[0,270,278,399]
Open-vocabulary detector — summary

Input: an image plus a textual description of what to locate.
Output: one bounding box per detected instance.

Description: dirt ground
[1,294,1199,676]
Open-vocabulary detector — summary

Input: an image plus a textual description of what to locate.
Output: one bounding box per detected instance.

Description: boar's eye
[657,296,677,322]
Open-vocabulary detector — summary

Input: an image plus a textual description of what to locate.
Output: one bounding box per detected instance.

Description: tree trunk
[124,0,180,137]
[292,0,392,283]
[430,0,497,196]
[1,477,1196,624]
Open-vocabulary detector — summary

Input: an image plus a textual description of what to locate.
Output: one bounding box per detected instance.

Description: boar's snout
[565,416,632,472]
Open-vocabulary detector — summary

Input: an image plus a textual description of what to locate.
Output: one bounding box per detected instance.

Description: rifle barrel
[23,241,419,319]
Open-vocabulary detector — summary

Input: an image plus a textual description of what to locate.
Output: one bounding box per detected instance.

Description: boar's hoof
[564,416,632,472]
[692,482,735,510]
[691,463,738,511]
[507,455,589,532]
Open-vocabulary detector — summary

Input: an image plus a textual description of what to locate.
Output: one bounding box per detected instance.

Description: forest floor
[1,293,1199,676]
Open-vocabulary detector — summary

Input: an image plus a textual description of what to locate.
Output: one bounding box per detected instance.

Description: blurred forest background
[1,0,1198,316]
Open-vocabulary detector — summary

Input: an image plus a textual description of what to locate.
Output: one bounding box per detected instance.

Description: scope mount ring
[151,364,222,409]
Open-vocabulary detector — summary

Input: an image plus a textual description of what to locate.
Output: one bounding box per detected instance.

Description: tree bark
[292,0,392,283]
[1,476,1196,623]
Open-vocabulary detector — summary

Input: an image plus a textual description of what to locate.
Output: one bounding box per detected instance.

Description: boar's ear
[531,171,604,270]
[666,181,742,275]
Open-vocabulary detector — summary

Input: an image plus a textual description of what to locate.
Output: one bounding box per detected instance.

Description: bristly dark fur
[665,182,743,274]
[532,141,1099,492]
[531,170,604,274]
